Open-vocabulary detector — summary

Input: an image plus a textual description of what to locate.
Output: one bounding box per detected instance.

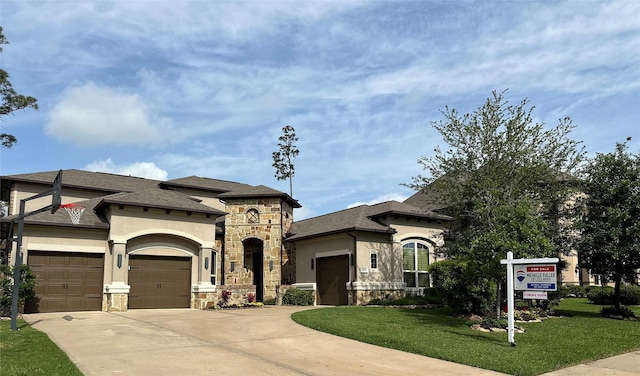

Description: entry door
[316,255,349,305]
[128,255,191,309]
[251,240,264,302]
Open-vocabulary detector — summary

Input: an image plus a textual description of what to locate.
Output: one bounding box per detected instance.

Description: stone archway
[243,238,264,301]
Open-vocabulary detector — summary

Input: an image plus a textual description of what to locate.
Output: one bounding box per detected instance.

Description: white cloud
[84,158,168,180]
[293,206,315,221]
[347,193,409,209]
[2,0,638,218]
[45,82,178,146]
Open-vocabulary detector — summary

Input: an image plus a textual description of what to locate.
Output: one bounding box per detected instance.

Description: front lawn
[292,299,640,376]
[0,319,82,376]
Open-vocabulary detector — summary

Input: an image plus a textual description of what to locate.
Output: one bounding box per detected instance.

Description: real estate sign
[523,291,548,300]
[514,264,557,291]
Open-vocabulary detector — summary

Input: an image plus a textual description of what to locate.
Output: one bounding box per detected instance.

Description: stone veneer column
[223,198,294,302]
[104,241,130,312]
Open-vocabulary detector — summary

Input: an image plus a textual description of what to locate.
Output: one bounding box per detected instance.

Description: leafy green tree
[272,125,299,197]
[1,26,38,148]
[574,139,640,311]
[0,264,36,315]
[409,90,584,317]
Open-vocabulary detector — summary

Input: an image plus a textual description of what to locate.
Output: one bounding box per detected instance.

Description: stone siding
[223,197,294,301]
[105,293,128,312]
[192,292,218,309]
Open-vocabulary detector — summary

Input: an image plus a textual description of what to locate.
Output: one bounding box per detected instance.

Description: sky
[0,1,638,220]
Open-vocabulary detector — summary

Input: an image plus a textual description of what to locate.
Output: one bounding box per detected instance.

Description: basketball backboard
[51,170,63,214]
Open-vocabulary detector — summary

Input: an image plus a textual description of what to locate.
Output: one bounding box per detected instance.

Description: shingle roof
[403,184,447,212]
[284,205,390,242]
[1,187,225,228]
[366,200,453,221]
[285,200,451,242]
[95,188,226,215]
[161,176,251,193]
[218,185,301,208]
[1,169,160,195]
[1,196,110,229]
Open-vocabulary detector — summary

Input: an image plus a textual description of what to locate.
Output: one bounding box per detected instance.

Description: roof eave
[370,210,453,221]
[284,226,396,243]
[159,182,229,194]
[218,193,302,208]
[96,199,226,216]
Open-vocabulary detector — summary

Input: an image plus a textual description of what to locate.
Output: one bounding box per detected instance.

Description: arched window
[402,240,431,288]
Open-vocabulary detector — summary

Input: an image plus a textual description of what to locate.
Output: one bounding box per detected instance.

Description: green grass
[292,299,640,376]
[0,319,82,376]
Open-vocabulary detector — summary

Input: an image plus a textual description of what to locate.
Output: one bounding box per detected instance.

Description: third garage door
[128,255,191,309]
[316,255,349,305]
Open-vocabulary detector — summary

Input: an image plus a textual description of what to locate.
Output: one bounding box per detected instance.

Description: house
[404,185,602,288]
[2,168,597,314]
[2,169,454,313]
[285,201,452,305]
[1,169,299,312]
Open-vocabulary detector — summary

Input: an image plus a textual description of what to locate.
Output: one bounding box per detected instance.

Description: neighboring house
[404,186,606,288]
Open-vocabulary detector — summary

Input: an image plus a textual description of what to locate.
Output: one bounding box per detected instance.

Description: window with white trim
[402,241,431,288]
[211,251,217,285]
[370,252,378,270]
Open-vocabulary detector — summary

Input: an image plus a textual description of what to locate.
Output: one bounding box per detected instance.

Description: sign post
[500,251,558,346]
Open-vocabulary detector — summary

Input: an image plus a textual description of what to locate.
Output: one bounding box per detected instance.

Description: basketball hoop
[60,203,86,225]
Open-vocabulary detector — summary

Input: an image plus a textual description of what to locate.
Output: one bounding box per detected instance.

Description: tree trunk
[614,275,622,311]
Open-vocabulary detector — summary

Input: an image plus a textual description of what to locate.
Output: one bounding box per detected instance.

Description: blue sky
[1,1,638,220]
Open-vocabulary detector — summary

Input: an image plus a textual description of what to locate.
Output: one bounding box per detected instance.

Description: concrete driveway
[24,306,507,376]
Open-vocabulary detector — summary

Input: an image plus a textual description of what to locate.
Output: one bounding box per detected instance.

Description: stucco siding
[294,234,352,283]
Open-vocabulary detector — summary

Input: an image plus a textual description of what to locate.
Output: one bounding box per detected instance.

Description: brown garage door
[27,251,104,313]
[316,255,349,305]
[128,255,191,309]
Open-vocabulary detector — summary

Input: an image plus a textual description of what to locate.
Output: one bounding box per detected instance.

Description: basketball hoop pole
[9,170,63,331]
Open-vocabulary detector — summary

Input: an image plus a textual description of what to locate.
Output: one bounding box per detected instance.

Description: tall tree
[574,139,640,311]
[1,26,38,148]
[409,90,585,317]
[272,125,299,197]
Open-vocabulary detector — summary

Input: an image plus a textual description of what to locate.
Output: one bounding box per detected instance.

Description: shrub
[559,284,587,298]
[263,297,277,305]
[429,260,495,315]
[600,306,637,319]
[245,292,256,303]
[587,287,640,305]
[282,288,314,306]
[0,264,36,316]
[481,316,508,329]
[513,309,540,321]
[218,289,232,306]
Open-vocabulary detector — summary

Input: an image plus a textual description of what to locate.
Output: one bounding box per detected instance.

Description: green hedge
[587,286,640,305]
[282,288,314,306]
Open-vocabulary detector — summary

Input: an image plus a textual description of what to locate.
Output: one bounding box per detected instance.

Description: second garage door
[128,255,191,309]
